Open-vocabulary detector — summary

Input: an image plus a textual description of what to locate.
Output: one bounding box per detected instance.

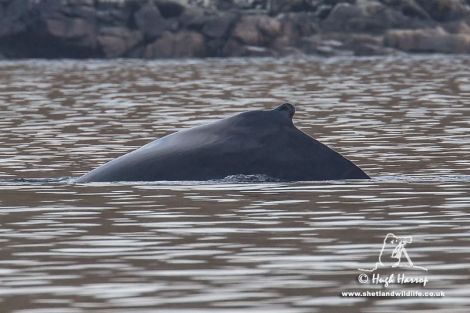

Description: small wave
[0,177,73,185]
[2,174,469,186]
[215,174,283,183]
[373,175,470,183]
[71,174,283,186]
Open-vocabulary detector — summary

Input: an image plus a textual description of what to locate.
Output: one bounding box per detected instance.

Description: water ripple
[0,56,469,312]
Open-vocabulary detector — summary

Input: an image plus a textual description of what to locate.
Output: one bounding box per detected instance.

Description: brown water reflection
[0,56,469,312]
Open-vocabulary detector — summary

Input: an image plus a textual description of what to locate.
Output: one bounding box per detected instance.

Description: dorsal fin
[274,103,295,119]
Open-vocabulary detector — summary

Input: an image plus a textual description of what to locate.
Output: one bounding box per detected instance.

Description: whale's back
[76,104,369,182]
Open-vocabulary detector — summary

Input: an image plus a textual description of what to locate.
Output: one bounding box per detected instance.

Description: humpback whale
[76,103,369,182]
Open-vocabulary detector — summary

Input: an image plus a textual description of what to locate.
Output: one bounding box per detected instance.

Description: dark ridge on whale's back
[76,103,369,182]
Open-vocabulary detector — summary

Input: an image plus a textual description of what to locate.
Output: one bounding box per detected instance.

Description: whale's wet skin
[0,56,470,312]
[77,103,369,182]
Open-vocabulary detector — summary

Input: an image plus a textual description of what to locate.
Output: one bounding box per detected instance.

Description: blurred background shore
[1,0,470,59]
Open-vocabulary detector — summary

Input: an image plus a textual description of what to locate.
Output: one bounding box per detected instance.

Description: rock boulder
[385,27,470,53]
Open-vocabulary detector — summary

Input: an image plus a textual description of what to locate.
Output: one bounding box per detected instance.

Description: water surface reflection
[0,56,469,312]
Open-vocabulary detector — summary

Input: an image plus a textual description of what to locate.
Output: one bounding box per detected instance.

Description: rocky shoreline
[1,0,470,59]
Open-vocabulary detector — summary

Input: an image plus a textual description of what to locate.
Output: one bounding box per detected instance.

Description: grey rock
[280,13,317,38]
[179,6,207,29]
[232,15,263,45]
[269,0,319,15]
[44,16,98,49]
[322,3,363,31]
[384,27,470,53]
[223,37,275,57]
[0,0,31,37]
[315,5,334,19]
[222,38,246,56]
[416,0,470,22]
[443,20,470,33]
[243,45,274,56]
[380,0,431,20]
[271,13,318,51]
[1,0,470,59]
[155,0,186,18]
[245,46,274,57]
[201,12,237,38]
[322,1,413,33]
[216,0,269,10]
[257,14,282,37]
[274,46,304,57]
[45,17,92,38]
[144,30,207,58]
[301,35,347,56]
[95,3,133,26]
[346,33,396,55]
[232,14,281,46]
[134,1,168,40]
[98,27,143,57]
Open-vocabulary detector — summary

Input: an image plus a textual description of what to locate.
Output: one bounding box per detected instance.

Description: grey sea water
[0,56,469,312]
